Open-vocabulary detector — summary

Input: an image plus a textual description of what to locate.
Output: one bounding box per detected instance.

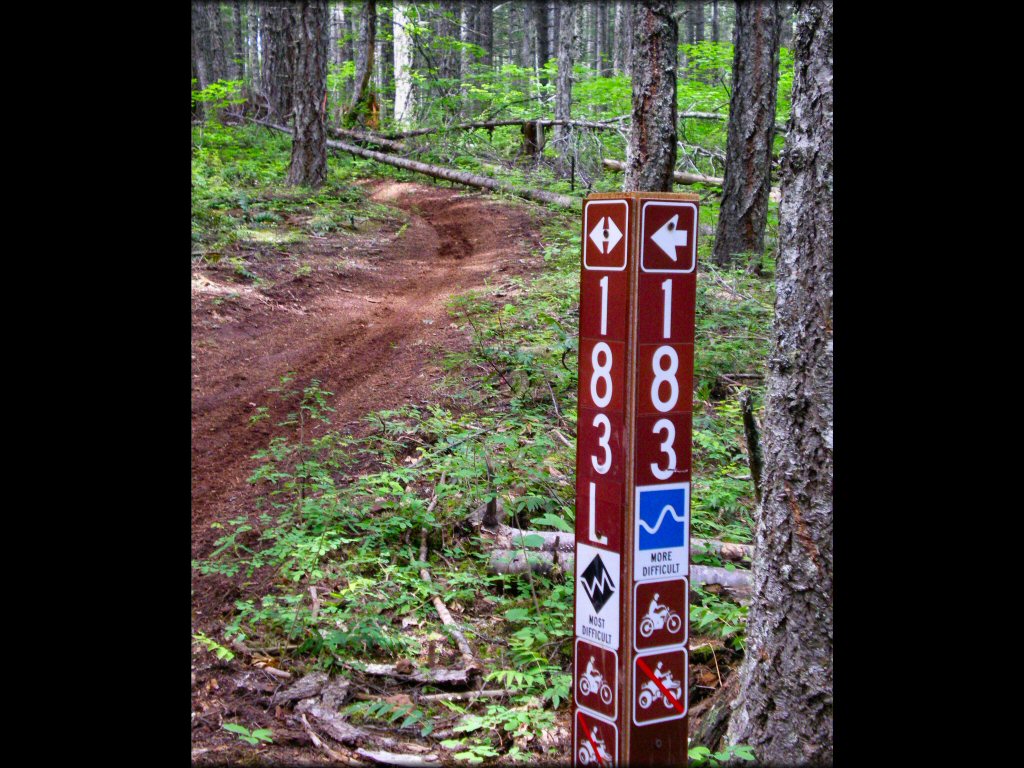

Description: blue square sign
[634,483,689,581]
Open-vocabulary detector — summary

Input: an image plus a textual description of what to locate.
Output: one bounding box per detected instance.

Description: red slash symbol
[576,710,606,767]
[636,657,686,715]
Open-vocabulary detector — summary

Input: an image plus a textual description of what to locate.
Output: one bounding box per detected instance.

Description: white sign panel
[633,483,690,582]
[576,543,621,650]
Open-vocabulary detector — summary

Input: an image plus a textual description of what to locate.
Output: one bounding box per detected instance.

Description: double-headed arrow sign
[589,216,624,255]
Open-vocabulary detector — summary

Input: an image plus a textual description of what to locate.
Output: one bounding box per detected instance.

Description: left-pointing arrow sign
[589,216,623,255]
[650,214,688,261]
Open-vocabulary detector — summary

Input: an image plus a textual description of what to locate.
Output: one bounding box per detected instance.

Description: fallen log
[602,158,781,201]
[348,662,480,687]
[356,749,439,767]
[495,525,752,561]
[383,117,626,139]
[382,112,769,140]
[331,126,407,153]
[258,121,578,209]
[603,158,723,187]
[488,550,751,592]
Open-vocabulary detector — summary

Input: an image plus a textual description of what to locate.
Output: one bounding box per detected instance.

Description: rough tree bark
[392,2,414,128]
[262,2,296,122]
[726,2,833,764]
[477,0,493,67]
[347,0,376,125]
[711,0,720,42]
[287,1,329,188]
[712,1,782,268]
[554,0,577,174]
[535,1,550,84]
[624,0,677,192]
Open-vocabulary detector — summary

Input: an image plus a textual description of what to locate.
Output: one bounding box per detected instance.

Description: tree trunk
[535,0,550,84]
[392,2,414,127]
[192,1,211,93]
[694,0,705,42]
[554,0,577,173]
[477,1,493,68]
[711,0,719,42]
[287,1,329,188]
[248,2,261,92]
[726,2,833,764]
[376,2,393,115]
[263,2,296,123]
[437,2,459,82]
[624,0,677,192]
[612,1,625,74]
[595,1,607,74]
[712,1,781,268]
[205,2,228,81]
[347,0,376,126]
[231,3,244,81]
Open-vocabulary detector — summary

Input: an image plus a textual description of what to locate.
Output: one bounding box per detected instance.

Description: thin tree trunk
[287,1,329,188]
[263,2,296,123]
[535,0,550,84]
[232,3,244,81]
[554,0,577,174]
[694,0,705,42]
[477,0,493,68]
[726,3,833,763]
[205,2,228,81]
[712,0,781,268]
[624,0,677,192]
[612,1,625,75]
[346,0,376,126]
[711,0,720,42]
[248,2,261,92]
[393,2,414,127]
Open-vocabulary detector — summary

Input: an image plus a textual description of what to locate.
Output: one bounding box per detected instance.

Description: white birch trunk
[392,2,414,128]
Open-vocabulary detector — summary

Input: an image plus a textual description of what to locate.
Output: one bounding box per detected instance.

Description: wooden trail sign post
[572,192,698,767]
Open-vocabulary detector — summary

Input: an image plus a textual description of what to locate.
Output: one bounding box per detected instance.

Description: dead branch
[301,713,369,766]
[419,526,478,670]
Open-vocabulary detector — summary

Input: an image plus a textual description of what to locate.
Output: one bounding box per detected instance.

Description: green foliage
[192,78,246,112]
[222,722,274,746]
[192,631,235,661]
[690,586,749,650]
[689,743,756,766]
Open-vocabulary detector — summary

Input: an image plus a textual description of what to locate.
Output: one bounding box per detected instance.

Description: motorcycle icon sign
[579,664,614,706]
[639,602,682,638]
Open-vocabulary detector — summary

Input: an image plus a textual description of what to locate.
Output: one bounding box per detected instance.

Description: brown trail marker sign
[572,193,698,767]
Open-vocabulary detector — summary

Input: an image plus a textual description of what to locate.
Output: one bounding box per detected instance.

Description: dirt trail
[191,181,542,613]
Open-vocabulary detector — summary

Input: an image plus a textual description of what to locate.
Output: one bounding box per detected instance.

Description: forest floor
[191,180,551,765]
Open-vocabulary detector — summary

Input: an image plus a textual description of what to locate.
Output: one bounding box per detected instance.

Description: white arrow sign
[589,216,623,255]
[650,215,688,261]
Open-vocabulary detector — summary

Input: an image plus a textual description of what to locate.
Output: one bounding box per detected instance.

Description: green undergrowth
[193,125,774,763]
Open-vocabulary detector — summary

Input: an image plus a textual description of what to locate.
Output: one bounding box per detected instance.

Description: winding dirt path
[191,181,543,617]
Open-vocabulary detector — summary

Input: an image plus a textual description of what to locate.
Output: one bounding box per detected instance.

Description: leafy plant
[222,722,274,746]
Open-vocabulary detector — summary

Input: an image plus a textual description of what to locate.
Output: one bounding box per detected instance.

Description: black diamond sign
[580,553,616,613]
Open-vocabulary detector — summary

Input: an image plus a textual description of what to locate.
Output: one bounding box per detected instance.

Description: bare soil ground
[191,181,549,765]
